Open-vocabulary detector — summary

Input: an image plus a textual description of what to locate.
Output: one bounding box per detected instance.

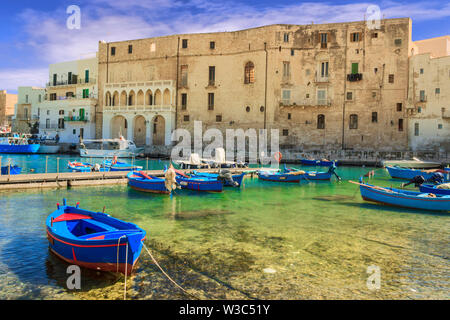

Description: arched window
[244,62,255,84]
[317,114,325,129]
[349,114,358,129]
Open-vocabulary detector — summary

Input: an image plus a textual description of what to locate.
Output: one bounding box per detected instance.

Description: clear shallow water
[0,161,448,300]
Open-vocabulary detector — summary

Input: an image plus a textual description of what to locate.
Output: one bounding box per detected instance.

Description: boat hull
[419,184,450,196]
[176,176,223,192]
[1,165,22,175]
[258,170,332,182]
[127,172,169,194]
[0,144,40,154]
[46,203,146,275]
[191,172,246,187]
[386,166,450,181]
[300,159,338,167]
[360,184,450,212]
[383,160,441,169]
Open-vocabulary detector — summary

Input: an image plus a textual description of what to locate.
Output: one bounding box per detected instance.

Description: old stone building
[12,86,45,134]
[407,36,450,151]
[97,18,412,154]
[0,90,18,129]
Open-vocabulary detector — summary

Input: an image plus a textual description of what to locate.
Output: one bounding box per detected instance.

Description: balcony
[46,78,96,87]
[418,95,427,102]
[45,93,98,101]
[315,75,329,83]
[347,73,363,82]
[103,104,175,113]
[64,116,89,122]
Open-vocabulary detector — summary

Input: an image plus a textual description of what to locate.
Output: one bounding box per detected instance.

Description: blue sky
[0,0,449,92]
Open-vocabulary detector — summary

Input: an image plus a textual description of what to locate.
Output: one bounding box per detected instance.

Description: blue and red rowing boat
[175,170,223,192]
[419,184,450,196]
[350,180,450,212]
[46,199,146,275]
[127,171,169,194]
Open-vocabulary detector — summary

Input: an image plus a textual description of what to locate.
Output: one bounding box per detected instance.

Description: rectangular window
[420,90,426,102]
[282,90,291,104]
[38,95,42,103]
[351,63,359,74]
[420,68,424,74]
[438,124,443,129]
[53,74,57,86]
[436,88,440,94]
[128,45,132,54]
[208,93,214,110]
[180,65,188,87]
[283,61,290,79]
[414,123,419,136]
[320,33,328,48]
[111,47,116,56]
[182,39,188,48]
[82,89,89,98]
[350,32,360,42]
[68,72,72,84]
[209,66,215,86]
[58,118,65,129]
[321,62,329,77]
[85,70,89,83]
[46,119,50,129]
[282,129,289,136]
[346,92,353,100]
[372,32,378,38]
[181,93,187,110]
[388,74,394,83]
[216,115,222,122]
[183,115,190,122]
[372,112,378,123]
[288,113,291,120]
[25,95,29,103]
[397,103,403,112]
[283,33,289,42]
[398,119,404,131]
[210,41,215,49]
[394,39,402,46]
[349,114,358,129]
[50,93,57,101]
[317,90,326,104]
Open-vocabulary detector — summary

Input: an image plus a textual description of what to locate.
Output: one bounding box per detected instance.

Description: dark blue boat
[67,161,93,172]
[103,159,143,172]
[386,166,450,181]
[1,165,22,175]
[300,159,339,167]
[190,171,247,187]
[127,171,169,194]
[351,180,450,212]
[46,199,146,275]
[258,166,334,182]
[419,184,450,196]
[175,171,223,192]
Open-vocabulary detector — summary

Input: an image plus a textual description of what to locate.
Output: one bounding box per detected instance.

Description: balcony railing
[103,104,175,112]
[46,78,96,87]
[63,116,89,122]
[45,93,98,101]
[347,73,363,81]
[315,75,329,83]
[280,99,332,107]
[419,95,427,102]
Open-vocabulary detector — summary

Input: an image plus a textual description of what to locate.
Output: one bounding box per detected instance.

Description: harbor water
[0,155,448,300]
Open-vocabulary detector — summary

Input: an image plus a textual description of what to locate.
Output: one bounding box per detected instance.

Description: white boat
[37,144,61,154]
[382,157,441,169]
[174,148,246,169]
[79,136,144,158]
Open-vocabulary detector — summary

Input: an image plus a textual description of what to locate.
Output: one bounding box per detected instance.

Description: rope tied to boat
[142,242,200,299]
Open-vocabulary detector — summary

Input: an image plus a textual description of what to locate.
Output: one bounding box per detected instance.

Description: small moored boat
[419,183,450,196]
[258,165,337,182]
[1,164,22,175]
[175,171,223,192]
[190,170,247,187]
[46,199,146,274]
[103,159,143,172]
[300,159,339,167]
[68,161,93,172]
[386,166,450,181]
[350,180,450,212]
[127,171,169,194]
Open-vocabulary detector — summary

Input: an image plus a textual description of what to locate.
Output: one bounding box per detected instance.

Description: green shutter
[85,70,89,83]
[351,63,359,74]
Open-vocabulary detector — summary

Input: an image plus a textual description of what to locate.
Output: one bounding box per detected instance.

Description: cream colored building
[12,86,45,133]
[97,18,412,152]
[0,90,18,128]
[37,55,98,143]
[407,36,450,151]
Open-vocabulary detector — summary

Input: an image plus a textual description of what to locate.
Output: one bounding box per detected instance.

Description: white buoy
[263,268,276,274]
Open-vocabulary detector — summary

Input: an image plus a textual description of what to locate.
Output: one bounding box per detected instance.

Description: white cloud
[0,68,48,92]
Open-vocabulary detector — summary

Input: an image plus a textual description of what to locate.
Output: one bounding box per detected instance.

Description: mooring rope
[142,242,200,299]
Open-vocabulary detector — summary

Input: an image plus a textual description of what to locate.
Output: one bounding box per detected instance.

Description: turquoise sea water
[0,156,448,300]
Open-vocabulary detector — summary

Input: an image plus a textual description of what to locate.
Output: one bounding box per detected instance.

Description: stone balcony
[103,104,175,112]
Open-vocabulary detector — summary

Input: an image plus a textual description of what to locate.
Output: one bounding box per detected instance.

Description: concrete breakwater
[0,168,251,191]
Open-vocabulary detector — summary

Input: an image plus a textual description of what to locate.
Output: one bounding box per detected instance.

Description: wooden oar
[348,180,395,193]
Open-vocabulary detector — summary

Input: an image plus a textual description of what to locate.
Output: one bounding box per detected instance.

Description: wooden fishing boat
[419,183,450,196]
[68,161,93,172]
[257,167,333,182]
[350,180,450,212]
[175,171,223,192]
[127,171,169,194]
[103,159,143,172]
[382,158,441,169]
[46,199,146,275]
[190,171,247,187]
[386,166,450,181]
[300,159,339,167]
[0,164,22,175]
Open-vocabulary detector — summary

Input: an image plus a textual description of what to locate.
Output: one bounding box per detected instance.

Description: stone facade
[0,90,18,128]
[407,37,450,151]
[97,19,412,153]
[12,86,45,133]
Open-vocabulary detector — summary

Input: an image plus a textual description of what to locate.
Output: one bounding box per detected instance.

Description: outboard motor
[328,164,341,181]
[218,169,238,187]
[427,172,444,185]
[402,175,425,188]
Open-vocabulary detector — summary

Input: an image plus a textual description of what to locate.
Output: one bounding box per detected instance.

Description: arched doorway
[152,115,165,145]
[133,115,146,146]
[111,115,128,139]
